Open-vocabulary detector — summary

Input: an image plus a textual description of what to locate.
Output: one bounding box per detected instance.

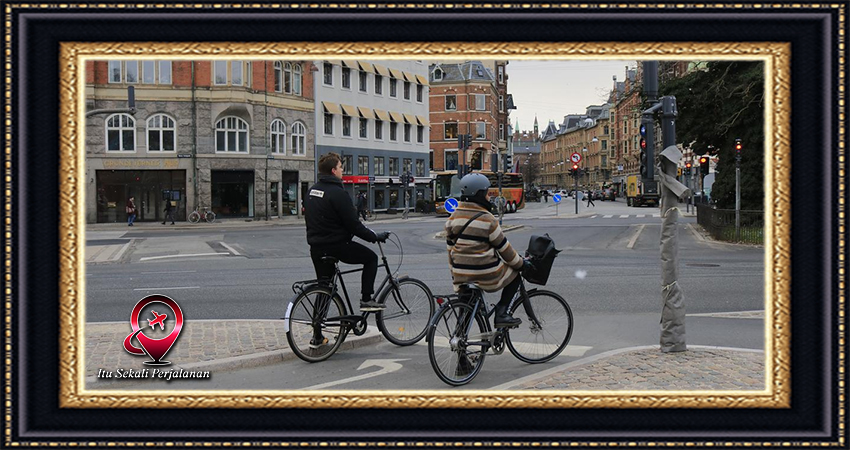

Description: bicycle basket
[522,233,560,285]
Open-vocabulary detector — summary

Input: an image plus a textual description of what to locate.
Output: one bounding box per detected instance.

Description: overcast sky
[507,60,637,134]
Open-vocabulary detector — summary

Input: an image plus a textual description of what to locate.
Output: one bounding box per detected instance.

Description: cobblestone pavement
[501,346,765,391]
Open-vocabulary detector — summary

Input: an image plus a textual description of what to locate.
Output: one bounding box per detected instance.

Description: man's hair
[318,153,342,175]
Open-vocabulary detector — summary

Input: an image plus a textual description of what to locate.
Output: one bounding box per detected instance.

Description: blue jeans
[128,213,136,225]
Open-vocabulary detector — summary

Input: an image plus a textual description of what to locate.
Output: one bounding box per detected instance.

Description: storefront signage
[342,176,369,184]
[103,159,180,169]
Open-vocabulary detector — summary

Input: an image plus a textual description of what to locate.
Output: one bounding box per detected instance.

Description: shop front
[95,170,187,223]
[211,170,254,218]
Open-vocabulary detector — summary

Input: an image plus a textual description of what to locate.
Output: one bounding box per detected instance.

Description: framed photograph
[5,2,842,446]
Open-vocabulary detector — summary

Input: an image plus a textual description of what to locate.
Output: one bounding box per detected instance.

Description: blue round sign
[553,194,562,203]
[444,197,459,213]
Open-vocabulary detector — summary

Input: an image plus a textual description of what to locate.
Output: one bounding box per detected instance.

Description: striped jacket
[445,202,524,293]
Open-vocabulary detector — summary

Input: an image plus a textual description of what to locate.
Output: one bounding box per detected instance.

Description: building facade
[85,59,316,223]
[314,60,430,212]
[612,65,641,194]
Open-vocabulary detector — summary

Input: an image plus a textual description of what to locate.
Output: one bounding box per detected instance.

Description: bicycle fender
[283,301,294,333]
[425,301,451,344]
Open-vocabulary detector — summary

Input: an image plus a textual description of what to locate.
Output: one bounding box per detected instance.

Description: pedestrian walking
[543,190,549,203]
[162,199,176,225]
[356,192,368,221]
[126,196,136,226]
[403,191,410,219]
[585,190,595,207]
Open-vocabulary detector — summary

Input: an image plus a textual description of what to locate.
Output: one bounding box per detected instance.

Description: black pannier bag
[522,233,560,285]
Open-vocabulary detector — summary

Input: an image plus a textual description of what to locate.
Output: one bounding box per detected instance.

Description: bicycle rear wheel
[427,301,487,386]
[376,277,434,346]
[506,289,573,364]
[204,211,216,223]
[187,211,201,223]
[285,286,347,363]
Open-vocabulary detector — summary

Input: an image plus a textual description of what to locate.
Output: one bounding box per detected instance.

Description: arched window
[270,119,286,154]
[215,116,249,153]
[105,113,135,151]
[274,61,282,92]
[284,62,292,94]
[291,122,306,156]
[146,114,176,152]
[293,64,302,96]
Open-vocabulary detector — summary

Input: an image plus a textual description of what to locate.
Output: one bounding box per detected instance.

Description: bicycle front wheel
[506,289,573,364]
[204,211,216,223]
[187,211,201,223]
[427,301,487,386]
[376,278,434,346]
[285,286,347,363]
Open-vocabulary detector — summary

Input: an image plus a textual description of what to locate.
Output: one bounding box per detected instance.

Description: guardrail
[696,205,764,245]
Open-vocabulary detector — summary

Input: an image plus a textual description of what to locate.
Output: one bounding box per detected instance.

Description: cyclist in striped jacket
[445,173,532,328]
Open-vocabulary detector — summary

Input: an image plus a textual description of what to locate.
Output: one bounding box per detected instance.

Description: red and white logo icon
[123,294,184,366]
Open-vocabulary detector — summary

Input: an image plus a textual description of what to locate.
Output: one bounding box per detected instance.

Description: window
[475,122,486,139]
[291,122,306,155]
[342,115,352,137]
[499,123,504,140]
[389,190,399,208]
[601,140,608,150]
[499,95,504,112]
[214,61,227,85]
[404,123,411,142]
[108,61,122,83]
[215,117,249,153]
[403,158,412,174]
[358,156,369,175]
[342,67,351,89]
[146,114,175,152]
[445,94,456,111]
[429,150,434,170]
[416,85,424,102]
[324,112,333,135]
[106,113,136,151]
[284,62,292,93]
[390,79,397,97]
[359,118,368,138]
[375,120,383,140]
[142,61,156,84]
[445,150,458,171]
[125,61,139,83]
[390,122,398,141]
[444,122,458,140]
[498,66,504,84]
[274,61,282,92]
[389,158,399,176]
[270,119,286,154]
[159,61,172,84]
[604,125,609,135]
[472,94,486,111]
[231,60,243,86]
[417,125,424,143]
[275,62,301,94]
[374,74,383,95]
[416,159,425,177]
[374,157,385,176]
[434,68,443,81]
[323,62,333,85]
[293,64,302,95]
[342,155,353,175]
[359,71,367,92]
[403,81,411,100]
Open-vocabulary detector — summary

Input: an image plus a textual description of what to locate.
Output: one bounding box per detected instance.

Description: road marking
[302,359,410,390]
[589,215,598,219]
[619,215,629,218]
[219,241,241,256]
[141,270,198,274]
[603,215,613,218]
[627,224,646,249]
[687,223,706,241]
[133,286,200,291]
[139,253,230,261]
[652,214,660,217]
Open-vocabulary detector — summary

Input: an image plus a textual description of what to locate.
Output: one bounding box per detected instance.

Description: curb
[85,330,384,388]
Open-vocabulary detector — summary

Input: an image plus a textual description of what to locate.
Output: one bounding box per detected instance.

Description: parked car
[601,188,616,201]
[592,190,604,200]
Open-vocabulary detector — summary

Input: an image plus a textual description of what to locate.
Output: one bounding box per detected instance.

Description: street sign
[553,194,562,203]
[444,197,459,213]
[570,152,582,164]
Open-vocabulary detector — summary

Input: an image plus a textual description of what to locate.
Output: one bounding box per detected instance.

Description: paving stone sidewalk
[502,346,765,391]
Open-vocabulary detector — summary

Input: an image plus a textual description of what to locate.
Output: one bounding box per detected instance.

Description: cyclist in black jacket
[305,152,391,315]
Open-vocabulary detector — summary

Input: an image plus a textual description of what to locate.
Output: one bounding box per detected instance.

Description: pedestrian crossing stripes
[589,214,661,219]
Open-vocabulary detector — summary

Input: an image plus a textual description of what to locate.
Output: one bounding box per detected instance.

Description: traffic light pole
[735,156,741,241]
[574,170,578,214]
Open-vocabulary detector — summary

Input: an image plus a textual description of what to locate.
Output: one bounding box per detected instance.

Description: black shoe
[359,300,385,312]
[171,222,175,225]
[495,314,522,328]
[162,222,166,225]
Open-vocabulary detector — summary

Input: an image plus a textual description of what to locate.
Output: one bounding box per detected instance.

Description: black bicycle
[285,233,434,363]
[426,277,573,386]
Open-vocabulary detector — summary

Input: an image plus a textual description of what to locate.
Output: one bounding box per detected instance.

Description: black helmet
[459,173,491,207]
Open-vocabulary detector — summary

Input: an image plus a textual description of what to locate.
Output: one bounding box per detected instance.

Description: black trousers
[499,274,523,309]
[310,241,379,300]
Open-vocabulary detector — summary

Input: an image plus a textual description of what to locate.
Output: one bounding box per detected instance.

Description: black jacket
[305,175,377,247]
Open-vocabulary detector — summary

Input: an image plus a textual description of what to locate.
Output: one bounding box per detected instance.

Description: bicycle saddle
[320,256,339,264]
[459,283,482,292]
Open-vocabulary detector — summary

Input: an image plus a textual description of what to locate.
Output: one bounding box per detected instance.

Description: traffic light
[734,138,742,160]
[504,154,513,172]
[698,156,709,174]
[572,163,579,177]
[457,134,469,150]
[684,161,692,175]
[639,117,654,181]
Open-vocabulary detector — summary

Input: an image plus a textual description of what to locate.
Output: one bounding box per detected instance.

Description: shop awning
[402,113,416,124]
[402,72,416,83]
[341,60,358,68]
[389,68,405,80]
[322,101,342,115]
[416,115,430,126]
[358,61,375,73]
[373,63,390,77]
[389,111,404,123]
[415,74,430,86]
[340,104,358,116]
[357,106,373,119]
[325,60,342,66]
[373,108,391,122]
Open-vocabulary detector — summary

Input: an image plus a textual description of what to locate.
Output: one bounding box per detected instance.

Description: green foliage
[659,61,765,210]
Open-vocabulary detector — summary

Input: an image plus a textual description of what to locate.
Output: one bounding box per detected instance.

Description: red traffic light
[572,163,579,170]
[640,138,647,150]
[698,156,708,164]
[685,162,692,168]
